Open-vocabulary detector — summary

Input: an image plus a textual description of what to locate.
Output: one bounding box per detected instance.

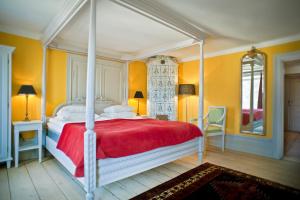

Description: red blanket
[56,119,202,177]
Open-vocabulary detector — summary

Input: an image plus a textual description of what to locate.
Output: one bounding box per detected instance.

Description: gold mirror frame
[240,47,266,135]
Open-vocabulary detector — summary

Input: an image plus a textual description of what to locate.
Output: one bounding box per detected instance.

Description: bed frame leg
[86,192,94,200]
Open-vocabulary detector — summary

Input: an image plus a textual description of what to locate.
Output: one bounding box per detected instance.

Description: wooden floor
[284,131,300,162]
[1,148,300,200]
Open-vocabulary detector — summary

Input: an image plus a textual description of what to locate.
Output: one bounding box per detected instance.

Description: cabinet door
[0,53,3,158]
[101,65,124,104]
[0,53,8,159]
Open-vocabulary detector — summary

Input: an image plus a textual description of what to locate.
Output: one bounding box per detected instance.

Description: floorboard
[0,167,10,200]
[26,161,67,200]
[42,159,85,200]
[104,182,134,200]
[7,165,39,200]
[1,148,300,200]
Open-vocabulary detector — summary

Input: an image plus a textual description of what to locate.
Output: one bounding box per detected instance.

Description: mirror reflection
[241,47,266,135]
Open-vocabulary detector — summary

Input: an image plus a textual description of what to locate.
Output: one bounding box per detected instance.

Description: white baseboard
[208,134,274,158]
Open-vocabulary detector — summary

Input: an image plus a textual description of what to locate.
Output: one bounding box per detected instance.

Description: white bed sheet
[47,116,143,133]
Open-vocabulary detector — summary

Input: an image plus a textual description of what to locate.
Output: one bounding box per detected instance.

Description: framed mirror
[240,47,266,135]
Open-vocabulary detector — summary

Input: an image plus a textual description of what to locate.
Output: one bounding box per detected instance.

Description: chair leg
[203,135,206,155]
[222,134,225,152]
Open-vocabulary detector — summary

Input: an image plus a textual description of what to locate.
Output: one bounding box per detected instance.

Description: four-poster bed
[40,0,206,199]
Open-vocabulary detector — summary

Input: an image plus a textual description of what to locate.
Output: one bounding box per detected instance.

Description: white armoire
[0,45,14,168]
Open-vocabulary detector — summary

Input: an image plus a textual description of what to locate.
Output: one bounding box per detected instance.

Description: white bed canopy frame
[40,0,205,199]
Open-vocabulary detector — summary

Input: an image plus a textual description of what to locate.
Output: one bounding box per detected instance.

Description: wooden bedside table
[13,120,42,167]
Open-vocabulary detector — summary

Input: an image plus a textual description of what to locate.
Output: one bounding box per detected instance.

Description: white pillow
[104,105,134,113]
[100,112,136,119]
[57,104,86,116]
[57,111,100,121]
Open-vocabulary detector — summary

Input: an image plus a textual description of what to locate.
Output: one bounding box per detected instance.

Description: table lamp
[134,91,144,116]
[18,85,37,121]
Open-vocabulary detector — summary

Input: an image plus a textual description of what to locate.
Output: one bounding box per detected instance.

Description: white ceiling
[1,0,300,60]
[0,0,66,39]
[53,0,190,58]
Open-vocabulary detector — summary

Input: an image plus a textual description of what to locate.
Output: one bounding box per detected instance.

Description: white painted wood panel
[67,54,126,104]
[102,65,123,104]
[0,45,14,168]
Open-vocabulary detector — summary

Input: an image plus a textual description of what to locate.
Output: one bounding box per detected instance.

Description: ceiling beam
[110,0,206,41]
[41,0,88,46]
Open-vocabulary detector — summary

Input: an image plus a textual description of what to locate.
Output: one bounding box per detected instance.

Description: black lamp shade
[18,85,37,95]
[178,84,195,95]
[134,91,144,98]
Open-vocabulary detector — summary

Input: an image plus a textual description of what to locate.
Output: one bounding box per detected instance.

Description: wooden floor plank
[117,178,149,195]
[42,159,85,200]
[94,187,119,200]
[7,166,39,200]
[163,162,190,174]
[153,165,180,178]
[0,167,11,200]
[104,182,134,200]
[130,172,161,188]
[144,170,170,183]
[26,161,67,200]
[2,147,300,200]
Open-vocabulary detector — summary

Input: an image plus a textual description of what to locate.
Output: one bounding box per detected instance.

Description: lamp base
[24,116,30,121]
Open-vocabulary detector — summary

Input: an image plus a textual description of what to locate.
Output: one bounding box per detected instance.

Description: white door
[287,78,300,132]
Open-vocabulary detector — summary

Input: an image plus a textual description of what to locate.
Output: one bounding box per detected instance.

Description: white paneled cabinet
[67,54,126,104]
[0,45,15,168]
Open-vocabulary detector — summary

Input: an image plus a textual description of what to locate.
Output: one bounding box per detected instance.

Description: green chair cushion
[205,126,223,133]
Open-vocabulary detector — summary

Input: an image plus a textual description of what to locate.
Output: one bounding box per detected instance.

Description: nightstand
[13,120,42,167]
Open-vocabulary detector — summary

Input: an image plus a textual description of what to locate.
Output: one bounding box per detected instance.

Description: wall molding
[208,134,274,158]
[0,25,41,40]
[181,33,300,62]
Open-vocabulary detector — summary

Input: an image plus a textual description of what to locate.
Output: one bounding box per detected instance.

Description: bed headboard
[66,54,128,105]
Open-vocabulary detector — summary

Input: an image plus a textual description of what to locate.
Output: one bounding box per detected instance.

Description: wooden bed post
[41,46,47,124]
[198,40,204,162]
[84,0,96,199]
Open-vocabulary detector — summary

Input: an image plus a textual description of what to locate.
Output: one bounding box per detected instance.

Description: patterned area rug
[131,163,300,200]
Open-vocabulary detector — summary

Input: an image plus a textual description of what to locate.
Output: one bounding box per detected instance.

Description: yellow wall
[0,32,68,120]
[179,40,300,138]
[0,32,43,122]
[46,49,67,116]
[128,61,147,115]
[3,31,300,139]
